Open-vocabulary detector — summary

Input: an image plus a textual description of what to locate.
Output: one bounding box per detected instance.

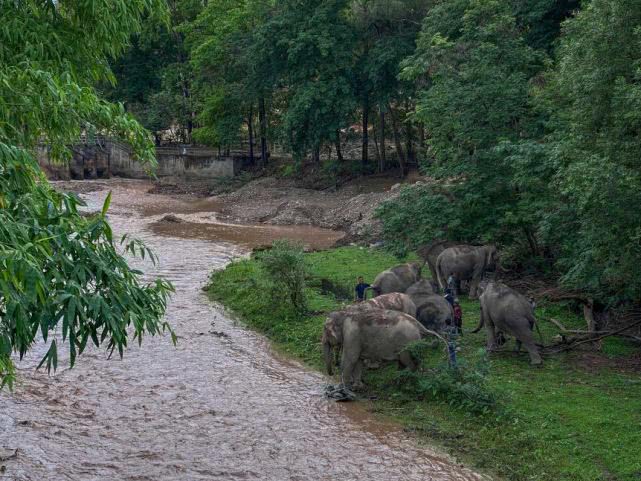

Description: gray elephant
[435,245,498,298]
[322,308,433,387]
[472,281,542,365]
[416,240,460,283]
[371,262,421,296]
[405,280,454,331]
[323,293,417,374]
[359,292,417,316]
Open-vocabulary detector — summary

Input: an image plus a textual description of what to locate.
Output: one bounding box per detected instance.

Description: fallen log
[543,317,641,354]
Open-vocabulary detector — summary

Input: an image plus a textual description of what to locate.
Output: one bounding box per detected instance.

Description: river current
[0,180,485,481]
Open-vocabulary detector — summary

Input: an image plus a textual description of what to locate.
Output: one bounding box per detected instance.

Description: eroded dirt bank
[149,173,420,245]
[0,180,484,481]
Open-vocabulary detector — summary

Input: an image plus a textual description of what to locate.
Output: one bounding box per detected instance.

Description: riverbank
[148,169,420,244]
[207,246,641,481]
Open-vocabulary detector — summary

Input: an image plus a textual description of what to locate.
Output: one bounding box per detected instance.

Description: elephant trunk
[323,340,334,375]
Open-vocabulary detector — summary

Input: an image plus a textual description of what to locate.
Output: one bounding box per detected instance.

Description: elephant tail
[471,309,485,334]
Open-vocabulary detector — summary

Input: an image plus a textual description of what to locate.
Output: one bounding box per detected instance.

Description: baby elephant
[322,309,429,388]
[370,263,421,296]
[473,281,542,365]
[405,280,453,331]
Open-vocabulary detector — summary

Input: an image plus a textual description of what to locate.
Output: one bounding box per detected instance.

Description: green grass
[207,246,641,481]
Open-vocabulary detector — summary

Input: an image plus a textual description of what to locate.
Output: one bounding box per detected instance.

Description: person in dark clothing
[354,276,371,302]
[444,292,455,307]
[453,299,463,334]
[447,272,458,297]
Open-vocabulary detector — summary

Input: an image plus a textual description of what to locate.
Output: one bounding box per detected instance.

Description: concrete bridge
[37,137,246,180]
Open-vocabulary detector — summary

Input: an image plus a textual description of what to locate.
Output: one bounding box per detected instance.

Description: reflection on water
[0,180,485,481]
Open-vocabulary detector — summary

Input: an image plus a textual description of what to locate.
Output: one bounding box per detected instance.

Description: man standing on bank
[354,276,371,302]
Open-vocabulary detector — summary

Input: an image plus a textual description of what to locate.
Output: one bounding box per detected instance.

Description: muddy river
[0,180,485,481]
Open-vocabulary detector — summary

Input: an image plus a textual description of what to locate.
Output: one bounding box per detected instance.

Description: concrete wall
[38,139,241,180]
[153,146,240,179]
[37,143,110,180]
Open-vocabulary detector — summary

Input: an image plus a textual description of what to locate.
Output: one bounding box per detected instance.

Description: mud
[213,175,415,244]
[0,180,485,481]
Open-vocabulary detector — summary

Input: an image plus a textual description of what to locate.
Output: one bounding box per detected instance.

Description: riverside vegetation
[111,0,641,315]
[207,243,641,481]
[6,0,641,386]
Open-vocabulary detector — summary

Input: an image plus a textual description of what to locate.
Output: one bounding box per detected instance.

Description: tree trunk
[418,122,425,159]
[379,108,386,173]
[522,226,540,257]
[372,119,381,167]
[405,122,414,165]
[584,299,597,332]
[335,130,343,162]
[247,106,254,166]
[258,97,268,166]
[313,146,321,164]
[361,96,369,169]
[388,102,406,177]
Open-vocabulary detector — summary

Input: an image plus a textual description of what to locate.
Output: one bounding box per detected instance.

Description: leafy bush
[397,344,501,416]
[258,240,308,313]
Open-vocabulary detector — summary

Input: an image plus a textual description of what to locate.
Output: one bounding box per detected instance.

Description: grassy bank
[207,246,641,481]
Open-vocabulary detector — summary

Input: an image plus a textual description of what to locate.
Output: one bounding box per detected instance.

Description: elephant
[322,293,417,374]
[416,240,460,284]
[472,281,542,365]
[370,262,421,296]
[435,245,498,298]
[359,292,417,317]
[405,280,454,331]
[322,308,435,387]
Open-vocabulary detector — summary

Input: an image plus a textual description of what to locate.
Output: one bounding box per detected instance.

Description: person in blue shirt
[354,276,371,302]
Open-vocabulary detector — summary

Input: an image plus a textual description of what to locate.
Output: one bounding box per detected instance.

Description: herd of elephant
[322,244,542,389]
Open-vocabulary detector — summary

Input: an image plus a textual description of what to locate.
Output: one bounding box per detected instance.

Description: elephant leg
[481,307,498,351]
[352,360,364,389]
[485,323,498,352]
[341,347,361,387]
[398,350,417,371]
[515,326,542,365]
[523,340,542,365]
[469,278,479,299]
[515,339,522,353]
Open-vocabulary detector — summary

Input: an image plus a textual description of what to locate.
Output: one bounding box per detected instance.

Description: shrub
[397,344,501,416]
[258,240,308,313]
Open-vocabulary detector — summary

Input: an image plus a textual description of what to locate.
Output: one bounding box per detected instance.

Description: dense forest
[110,0,641,308]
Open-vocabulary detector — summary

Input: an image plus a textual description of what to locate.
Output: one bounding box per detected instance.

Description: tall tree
[380,0,542,252]
[259,0,357,162]
[188,0,273,159]
[107,0,203,143]
[350,0,428,174]
[540,0,641,300]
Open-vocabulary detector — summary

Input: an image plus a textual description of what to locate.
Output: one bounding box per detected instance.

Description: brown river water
[0,180,486,481]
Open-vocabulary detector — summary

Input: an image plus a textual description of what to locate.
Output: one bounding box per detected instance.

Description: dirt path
[0,180,485,481]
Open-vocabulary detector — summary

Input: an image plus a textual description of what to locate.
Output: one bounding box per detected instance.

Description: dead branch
[544,317,641,354]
